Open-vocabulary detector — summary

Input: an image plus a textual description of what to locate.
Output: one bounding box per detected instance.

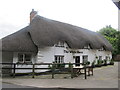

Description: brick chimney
[30,9,37,22]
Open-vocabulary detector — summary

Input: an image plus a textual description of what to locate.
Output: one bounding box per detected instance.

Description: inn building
[1,9,113,73]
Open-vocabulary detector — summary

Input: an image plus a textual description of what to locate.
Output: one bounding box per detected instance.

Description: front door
[75,56,80,66]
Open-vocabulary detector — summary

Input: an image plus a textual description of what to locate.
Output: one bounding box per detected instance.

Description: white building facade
[2,9,113,73]
[12,41,112,73]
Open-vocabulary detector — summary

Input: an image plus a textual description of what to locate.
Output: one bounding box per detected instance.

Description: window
[55,41,64,47]
[54,55,64,63]
[99,47,105,51]
[83,45,91,49]
[99,56,102,60]
[18,53,32,63]
[105,56,110,60]
[18,54,24,62]
[25,54,31,62]
[82,55,88,64]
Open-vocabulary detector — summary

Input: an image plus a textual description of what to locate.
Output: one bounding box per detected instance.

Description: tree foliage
[97,25,120,56]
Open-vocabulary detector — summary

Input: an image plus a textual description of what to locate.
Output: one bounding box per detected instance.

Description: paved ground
[2,82,36,88]
[1,62,119,89]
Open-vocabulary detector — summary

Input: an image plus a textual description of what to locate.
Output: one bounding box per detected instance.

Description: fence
[1,63,93,79]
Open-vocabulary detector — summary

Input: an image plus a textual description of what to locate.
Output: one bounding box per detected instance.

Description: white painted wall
[13,52,36,73]
[12,42,112,73]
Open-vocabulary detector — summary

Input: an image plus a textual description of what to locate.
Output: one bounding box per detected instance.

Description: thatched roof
[1,27,37,52]
[1,15,112,52]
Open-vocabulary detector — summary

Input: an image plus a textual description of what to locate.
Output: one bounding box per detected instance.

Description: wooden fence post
[71,63,73,78]
[13,63,16,78]
[91,67,93,76]
[84,64,87,79]
[32,64,35,78]
[52,63,55,79]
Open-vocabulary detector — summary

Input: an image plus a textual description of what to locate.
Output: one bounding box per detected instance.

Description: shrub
[103,59,107,66]
[52,61,65,69]
[101,60,104,64]
[48,64,52,69]
[56,63,65,69]
[96,60,102,67]
[68,62,73,68]
[110,59,114,65]
[86,61,90,65]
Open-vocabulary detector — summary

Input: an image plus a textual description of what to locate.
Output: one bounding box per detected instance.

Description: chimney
[30,9,37,22]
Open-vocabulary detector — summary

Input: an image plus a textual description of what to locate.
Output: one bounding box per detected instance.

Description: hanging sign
[64,50,83,53]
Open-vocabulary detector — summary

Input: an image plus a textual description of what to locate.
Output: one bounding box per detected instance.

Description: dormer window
[55,41,64,47]
[83,45,91,49]
[99,47,105,51]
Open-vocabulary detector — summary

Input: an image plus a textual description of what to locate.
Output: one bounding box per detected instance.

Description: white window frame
[99,47,105,51]
[18,53,32,63]
[99,56,102,60]
[82,55,88,63]
[55,41,64,47]
[83,45,91,49]
[54,55,64,63]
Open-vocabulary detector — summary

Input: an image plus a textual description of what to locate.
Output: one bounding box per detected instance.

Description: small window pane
[82,55,88,63]
[18,54,24,62]
[99,56,102,60]
[25,54,31,62]
[55,41,64,47]
[54,56,64,63]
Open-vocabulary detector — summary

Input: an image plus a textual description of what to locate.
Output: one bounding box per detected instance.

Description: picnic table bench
[73,65,93,77]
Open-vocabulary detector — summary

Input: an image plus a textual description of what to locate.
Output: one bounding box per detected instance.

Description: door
[75,56,80,66]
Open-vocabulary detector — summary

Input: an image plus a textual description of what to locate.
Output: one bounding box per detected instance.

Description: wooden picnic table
[73,65,93,77]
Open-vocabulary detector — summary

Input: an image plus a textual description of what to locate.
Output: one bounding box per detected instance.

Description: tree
[98,25,117,38]
[116,31,120,54]
[97,25,119,56]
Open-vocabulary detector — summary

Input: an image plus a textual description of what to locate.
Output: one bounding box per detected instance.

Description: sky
[0,0,118,39]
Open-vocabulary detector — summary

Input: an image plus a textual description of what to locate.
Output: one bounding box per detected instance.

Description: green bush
[56,63,65,69]
[110,59,114,65]
[86,61,90,65]
[101,60,104,64]
[68,62,73,68]
[83,61,90,65]
[48,62,65,72]
[96,60,102,66]
[48,64,52,69]
[103,59,107,65]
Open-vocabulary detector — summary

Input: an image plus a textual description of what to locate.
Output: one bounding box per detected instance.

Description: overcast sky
[0,0,118,39]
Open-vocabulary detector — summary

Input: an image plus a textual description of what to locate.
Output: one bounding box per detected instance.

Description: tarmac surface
[1,62,119,89]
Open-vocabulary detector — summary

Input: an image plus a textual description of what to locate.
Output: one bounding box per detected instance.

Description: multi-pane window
[55,41,64,47]
[18,53,32,63]
[99,47,105,51]
[105,56,109,60]
[54,56,64,63]
[99,56,102,60]
[82,55,88,64]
